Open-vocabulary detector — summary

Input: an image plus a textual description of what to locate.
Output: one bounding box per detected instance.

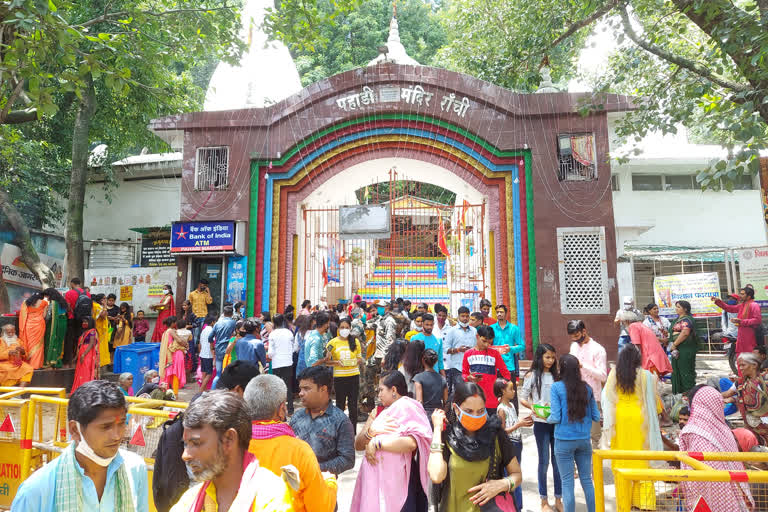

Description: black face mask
[576,334,587,344]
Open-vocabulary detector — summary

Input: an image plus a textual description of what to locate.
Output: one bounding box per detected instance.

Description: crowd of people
[8,280,768,512]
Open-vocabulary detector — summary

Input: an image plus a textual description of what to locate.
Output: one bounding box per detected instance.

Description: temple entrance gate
[300,169,489,312]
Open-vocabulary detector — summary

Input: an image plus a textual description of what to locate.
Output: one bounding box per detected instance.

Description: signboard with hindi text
[170,221,235,253]
[653,272,722,318]
[738,247,768,306]
[86,266,177,317]
[140,236,175,267]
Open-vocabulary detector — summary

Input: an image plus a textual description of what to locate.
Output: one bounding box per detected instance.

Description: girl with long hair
[602,345,663,510]
[326,316,363,429]
[91,294,111,367]
[42,287,69,368]
[519,344,562,512]
[19,291,49,369]
[547,354,600,512]
[428,382,523,512]
[113,302,133,348]
[401,339,426,393]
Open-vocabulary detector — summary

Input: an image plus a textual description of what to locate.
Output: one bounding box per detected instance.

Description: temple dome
[368,11,420,67]
[204,0,302,111]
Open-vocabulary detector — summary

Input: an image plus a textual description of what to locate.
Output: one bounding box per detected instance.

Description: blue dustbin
[114,343,161,390]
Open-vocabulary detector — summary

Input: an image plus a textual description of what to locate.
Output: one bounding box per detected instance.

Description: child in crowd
[413,349,447,419]
[520,343,563,512]
[197,314,216,392]
[133,310,149,342]
[462,325,511,415]
[495,378,533,512]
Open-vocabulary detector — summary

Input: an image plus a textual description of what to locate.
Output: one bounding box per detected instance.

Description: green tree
[292,0,447,85]
[436,0,768,189]
[1,0,244,286]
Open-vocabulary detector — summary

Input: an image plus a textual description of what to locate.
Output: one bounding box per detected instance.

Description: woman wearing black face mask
[428,382,522,511]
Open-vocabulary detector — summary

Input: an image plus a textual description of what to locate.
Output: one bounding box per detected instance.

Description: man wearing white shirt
[268,313,298,414]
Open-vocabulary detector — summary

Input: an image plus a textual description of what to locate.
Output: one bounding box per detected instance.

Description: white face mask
[415,326,423,332]
[74,421,118,467]
[458,321,468,328]
[339,328,351,338]
[162,289,169,295]
[151,376,160,384]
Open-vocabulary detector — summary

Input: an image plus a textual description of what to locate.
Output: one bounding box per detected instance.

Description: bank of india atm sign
[170,221,235,253]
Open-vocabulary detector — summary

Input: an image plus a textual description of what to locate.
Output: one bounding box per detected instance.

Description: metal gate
[300,175,488,311]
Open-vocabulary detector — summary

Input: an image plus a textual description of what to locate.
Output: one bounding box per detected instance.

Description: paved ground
[177,353,734,512]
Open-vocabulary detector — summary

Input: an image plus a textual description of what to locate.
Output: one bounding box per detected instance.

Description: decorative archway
[248,114,538,344]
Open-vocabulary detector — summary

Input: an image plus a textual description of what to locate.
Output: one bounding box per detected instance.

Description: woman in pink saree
[351,371,432,512]
[158,316,188,396]
[151,284,175,342]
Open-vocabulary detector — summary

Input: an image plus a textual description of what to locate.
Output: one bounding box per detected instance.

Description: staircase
[357,256,449,305]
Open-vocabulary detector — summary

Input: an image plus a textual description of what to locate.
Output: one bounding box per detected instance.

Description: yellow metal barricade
[594,449,768,511]
[6,392,188,512]
[0,398,30,509]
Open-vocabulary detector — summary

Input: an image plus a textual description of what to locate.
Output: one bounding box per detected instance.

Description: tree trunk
[0,267,9,314]
[0,188,55,287]
[65,73,96,283]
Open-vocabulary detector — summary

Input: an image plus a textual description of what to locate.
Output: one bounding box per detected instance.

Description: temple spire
[368,0,419,66]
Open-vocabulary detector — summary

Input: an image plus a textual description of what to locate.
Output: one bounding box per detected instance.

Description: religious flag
[363,186,370,204]
[437,213,450,258]
[460,199,470,230]
[322,259,328,287]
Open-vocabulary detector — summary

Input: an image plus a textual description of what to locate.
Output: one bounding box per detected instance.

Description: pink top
[715,299,762,354]
[569,338,607,401]
[628,322,672,376]
[350,397,432,512]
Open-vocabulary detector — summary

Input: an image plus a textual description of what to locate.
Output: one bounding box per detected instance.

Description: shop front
[170,220,247,316]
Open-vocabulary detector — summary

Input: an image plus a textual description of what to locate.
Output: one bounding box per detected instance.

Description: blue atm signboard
[170,221,235,253]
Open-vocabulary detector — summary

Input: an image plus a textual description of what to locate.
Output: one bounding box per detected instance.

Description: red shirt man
[462,324,510,410]
[64,278,89,319]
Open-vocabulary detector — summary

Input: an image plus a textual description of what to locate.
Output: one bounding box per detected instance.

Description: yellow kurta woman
[92,298,111,367]
[602,344,663,511]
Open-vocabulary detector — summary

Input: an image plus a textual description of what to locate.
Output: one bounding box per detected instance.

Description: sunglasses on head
[238,330,246,335]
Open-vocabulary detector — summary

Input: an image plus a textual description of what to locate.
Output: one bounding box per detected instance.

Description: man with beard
[171,391,293,512]
[0,324,34,386]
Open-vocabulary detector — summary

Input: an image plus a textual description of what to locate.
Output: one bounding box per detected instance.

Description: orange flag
[437,213,450,257]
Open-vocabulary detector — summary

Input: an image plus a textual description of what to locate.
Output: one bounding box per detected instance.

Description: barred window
[195,146,229,191]
[557,134,597,181]
[557,226,610,314]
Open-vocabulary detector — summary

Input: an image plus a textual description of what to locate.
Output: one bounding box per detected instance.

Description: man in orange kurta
[0,324,34,386]
[243,374,337,512]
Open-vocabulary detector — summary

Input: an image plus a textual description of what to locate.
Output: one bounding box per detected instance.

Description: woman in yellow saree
[91,294,111,367]
[602,344,663,511]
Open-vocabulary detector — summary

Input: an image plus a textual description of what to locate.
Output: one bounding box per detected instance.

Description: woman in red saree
[19,292,49,369]
[151,284,175,342]
[71,317,100,393]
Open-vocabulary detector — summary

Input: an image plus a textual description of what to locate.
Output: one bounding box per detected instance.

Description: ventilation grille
[195,146,229,191]
[557,227,609,314]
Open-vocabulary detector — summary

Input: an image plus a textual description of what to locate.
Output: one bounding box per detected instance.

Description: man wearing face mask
[245,374,338,512]
[12,380,148,512]
[444,306,476,399]
[171,391,293,512]
[411,313,445,377]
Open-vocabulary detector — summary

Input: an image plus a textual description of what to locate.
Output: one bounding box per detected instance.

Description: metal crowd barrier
[0,387,188,512]
[593,449,768,511]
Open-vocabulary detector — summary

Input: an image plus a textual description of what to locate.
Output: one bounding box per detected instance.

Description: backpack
[73,289,93,320]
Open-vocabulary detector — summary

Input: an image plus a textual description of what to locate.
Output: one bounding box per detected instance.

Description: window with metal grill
[557,134,597,181]
[195,146,229,191]
[557,226,610,314]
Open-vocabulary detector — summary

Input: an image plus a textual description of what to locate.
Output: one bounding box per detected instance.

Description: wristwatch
[430,441,444,452]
